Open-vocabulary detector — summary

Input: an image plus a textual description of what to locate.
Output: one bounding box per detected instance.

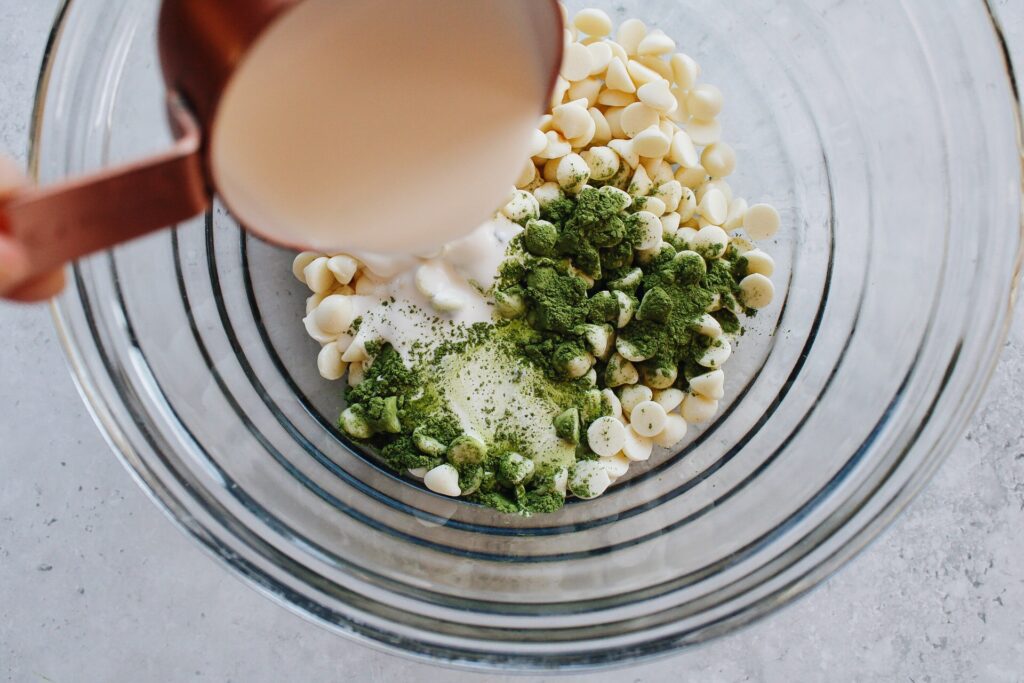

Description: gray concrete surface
[2,1,1023,681]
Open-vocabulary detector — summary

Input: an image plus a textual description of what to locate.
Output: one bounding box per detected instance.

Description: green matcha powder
[339,186,754,515]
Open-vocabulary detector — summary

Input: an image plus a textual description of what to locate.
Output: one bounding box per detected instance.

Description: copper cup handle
[0,96,210,282]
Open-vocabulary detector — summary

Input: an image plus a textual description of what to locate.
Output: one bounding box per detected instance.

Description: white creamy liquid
[342,216,520,363]
[440,344,576,471]
[211,0,554,253]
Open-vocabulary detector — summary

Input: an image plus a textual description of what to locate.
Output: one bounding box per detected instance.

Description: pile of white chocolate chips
[293,7,780,511]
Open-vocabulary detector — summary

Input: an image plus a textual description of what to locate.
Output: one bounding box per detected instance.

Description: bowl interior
[39,0,1022,670]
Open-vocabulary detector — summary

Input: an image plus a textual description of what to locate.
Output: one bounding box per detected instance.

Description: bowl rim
[33,0,1024,672]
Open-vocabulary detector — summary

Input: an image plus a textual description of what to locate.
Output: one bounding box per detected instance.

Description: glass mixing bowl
[35,0,1022,671]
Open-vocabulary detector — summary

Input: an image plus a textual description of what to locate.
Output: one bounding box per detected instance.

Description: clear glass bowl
[36,0,1022,672]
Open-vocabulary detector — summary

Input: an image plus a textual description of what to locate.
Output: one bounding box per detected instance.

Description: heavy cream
[342,216,520,363]
[211,0,555,254]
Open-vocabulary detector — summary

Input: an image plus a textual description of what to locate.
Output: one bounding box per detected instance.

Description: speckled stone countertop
[1,2,1022,681]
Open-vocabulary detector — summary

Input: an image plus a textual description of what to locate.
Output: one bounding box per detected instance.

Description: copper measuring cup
[1,0,563,286]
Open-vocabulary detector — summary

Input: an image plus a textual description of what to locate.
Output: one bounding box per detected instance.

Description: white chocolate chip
[601,388,624,420]
[622,425,654,461]
[568,78,603,107]
[542,158,561,182]
[697,188,729,225]
[501,190,541,221]
[724,198,748,230]
[699,179,734,203]
[739,273,775,309]
[528,128,548,157]
[689,369,725,400]
[653,388,686,413]
[600,453,631,479]
[701,142,736,178]
[698,338,732,369]
[606,354,639,387]
[636,79,677,114]
[654,414,688,448]
[431,289,466,313]
[340,336,370,363]
[743,249,775,277]
[313,294,355,335]
[621,102,660,138]
[657,180,684,213]
[587,416,627,457]
[533,181,564,209]
[676,165,709,190]
[616,335,653,363]
[600,186,633,209]
[292,252,320,283]
[597,88,637,107]
[620,384,654,414]
[687,84,724,120]
[661,212,681,236]
[587,41,613,75]
[551,75,571,109]
[589,107,612,145]
[565,350,596,378]
[353,274,385,296]
[667,88,689,123]
[631,125,672,158]
[605,57,637,93]
[516,159,539,188]
[305,292,326,316]
[670,53,700,90]
[616,18,647,55]
[637,29,675,56]
[561,41,594,81]
[609,138,640,168]
[628,164,654,197]
[646,158,675,184]
[668,130,700,168]
[630,400,668,437]
[614,291,636,329]
[604,107,626,138]
[556,153,591,193]
[326,255,359,285]
[730,236,755,254]
[641,196,666,217]
[317,342,348,381]
[347,360,365,387]
[687,118,722,146]
[570,460,612,499]
[633,211,664,250]
[567,116,597,149]
[677,187,698,221]
[581,146,620,181]
[552,100,592,139]
[681,393,719,423]
[303,257,335,294]
[553,467,569,496]
[626,59,663,87]
[744,203,781,240]
[536,130,572,160]
[414,263,444,298]
[573,8,613,37]
[695,313,723,339]
[424,464,462,497]
[693,225,729,259]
